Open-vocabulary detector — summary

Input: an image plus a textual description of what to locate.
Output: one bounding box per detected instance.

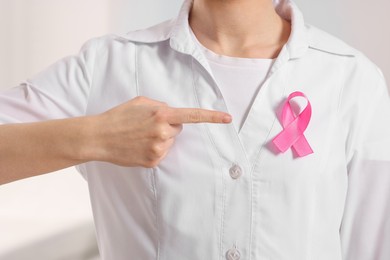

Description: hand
[88,96,232,167]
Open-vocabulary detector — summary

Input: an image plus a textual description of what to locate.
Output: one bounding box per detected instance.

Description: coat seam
[82,37,100,116]
[134,43,140,96]
[152,168,161,260]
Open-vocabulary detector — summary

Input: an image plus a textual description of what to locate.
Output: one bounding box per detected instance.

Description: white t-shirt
[189,28,275,131]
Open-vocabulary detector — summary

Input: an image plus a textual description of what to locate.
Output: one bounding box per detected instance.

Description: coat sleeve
[0,38,99,125]
[340,64,390,259]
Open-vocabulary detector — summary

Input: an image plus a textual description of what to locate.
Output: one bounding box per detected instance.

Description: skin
[0,0,291,185]
[190,0,291,59]
[0,98,231,184]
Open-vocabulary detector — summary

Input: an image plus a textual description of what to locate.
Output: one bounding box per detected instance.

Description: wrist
[78,115,106,163]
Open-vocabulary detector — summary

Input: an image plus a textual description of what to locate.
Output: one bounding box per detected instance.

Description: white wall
[108,0,183,33]
[0,0,111,89]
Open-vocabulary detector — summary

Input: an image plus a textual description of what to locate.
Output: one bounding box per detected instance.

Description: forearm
[0,97,232,185]
[0,116,97,185]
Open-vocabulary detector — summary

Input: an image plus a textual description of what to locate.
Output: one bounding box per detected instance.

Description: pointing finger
[165,108,232,125]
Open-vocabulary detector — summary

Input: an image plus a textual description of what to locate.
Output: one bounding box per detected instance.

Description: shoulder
[124,19,176,43]
[80,18,175,54]
[306,24,384,83]
[306,24,358,57]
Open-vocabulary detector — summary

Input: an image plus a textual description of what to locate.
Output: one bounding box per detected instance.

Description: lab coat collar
[124,0,356,59]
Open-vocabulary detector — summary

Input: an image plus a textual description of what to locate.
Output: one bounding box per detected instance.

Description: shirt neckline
[189,26,276,68]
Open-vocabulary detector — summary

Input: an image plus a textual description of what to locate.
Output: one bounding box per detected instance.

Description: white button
[226,247,241,260]
[229,165,242,179]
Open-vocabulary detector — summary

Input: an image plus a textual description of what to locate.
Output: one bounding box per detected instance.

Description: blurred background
[0,0,388,259]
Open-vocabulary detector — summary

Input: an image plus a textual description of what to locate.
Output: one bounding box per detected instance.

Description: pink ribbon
[272,91,313,157]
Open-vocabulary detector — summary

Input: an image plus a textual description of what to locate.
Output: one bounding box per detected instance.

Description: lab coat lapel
[238,0,310,165]
[239,1,309,164]
[238,46,291,165]
[191,57,250,166]
[168,0,250,165]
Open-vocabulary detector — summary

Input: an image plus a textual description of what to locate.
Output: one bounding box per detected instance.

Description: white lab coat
[1,0,390,259]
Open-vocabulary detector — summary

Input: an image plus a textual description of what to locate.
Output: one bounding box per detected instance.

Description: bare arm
[0,116,96,184]
[0,96,232,185]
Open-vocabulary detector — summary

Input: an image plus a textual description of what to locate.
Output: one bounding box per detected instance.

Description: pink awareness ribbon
[272,91,313,157]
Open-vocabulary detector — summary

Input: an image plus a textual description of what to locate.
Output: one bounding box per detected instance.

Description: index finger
[166,108,232,124]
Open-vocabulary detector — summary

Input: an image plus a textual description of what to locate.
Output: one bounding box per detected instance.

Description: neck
[189,0,291,59]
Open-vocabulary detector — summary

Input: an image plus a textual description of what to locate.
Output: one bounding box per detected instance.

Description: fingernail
[222,114,232,123]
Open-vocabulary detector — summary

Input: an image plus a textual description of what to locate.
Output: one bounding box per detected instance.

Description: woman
[1,0,389,259]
